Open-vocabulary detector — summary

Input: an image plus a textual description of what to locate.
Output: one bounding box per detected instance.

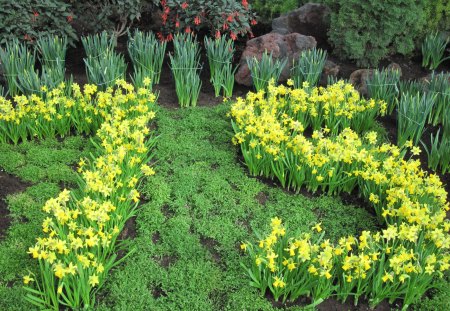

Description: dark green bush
[325,0,426,66]
[325,0,450,66]
[0,0,77,45]
[67,0,155,37]
[423,0,450,33]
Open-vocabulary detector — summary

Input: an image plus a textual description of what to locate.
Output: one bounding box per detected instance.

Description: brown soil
[154,254,177,268]
[0,170,30,240]
[118,216,137,240]
[152,283,168,299]
[199,235,222,265]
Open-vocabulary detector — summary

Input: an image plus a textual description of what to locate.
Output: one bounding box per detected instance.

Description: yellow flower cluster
[22,80,157,310]
[236,82,449,308]
[0,80,156,144]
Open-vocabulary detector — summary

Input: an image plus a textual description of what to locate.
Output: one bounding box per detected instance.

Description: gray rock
[272,3,331,43]
[235,32,316,86]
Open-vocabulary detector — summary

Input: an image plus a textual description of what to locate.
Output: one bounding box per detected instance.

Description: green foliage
[397,92,435,146]
[366,67,401,115]
[0,0,77,45]
[36,35,68,88]
[251,0,299,20]
[291,47,327,88]
[422,0,450,33]
[325,0,426,66]
[0,136,90,184]
[422,129,450,175]
[169,33,202,107]
[425,72,450,126]
[247,51,287,91]
[422,32,450,70]
[0,40,37,97]
[82,32,126,90]
[67,0,151,37]
[205,36,236,97]
[128,30,166,87]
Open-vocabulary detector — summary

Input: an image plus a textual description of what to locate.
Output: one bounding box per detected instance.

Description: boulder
[235,32,316,86]
[349,63,402,96]
[272,3,331,44]
[319,60,340,86]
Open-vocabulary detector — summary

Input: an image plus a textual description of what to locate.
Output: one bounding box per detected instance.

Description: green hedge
[325,0,449,66]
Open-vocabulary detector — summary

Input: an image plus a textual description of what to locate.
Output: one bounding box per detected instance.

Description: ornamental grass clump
[169,33,202,107]
[205,36,236,98]
[82,32,126,90]
[366,68,401,115]
[16,80,158,310]
[425,72,450,126]
[291,48,327,89]
[247,51,287,92]
[422,32,450,70]
[397,92,435,146]
[128,30,166,88]
[399,80,424,97]
[36,35,68,88]
[0,40,36,97]
[423,129,450,175]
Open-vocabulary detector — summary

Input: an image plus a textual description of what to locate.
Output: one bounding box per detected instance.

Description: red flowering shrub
[0,0,77,45]
[158,0,257,41]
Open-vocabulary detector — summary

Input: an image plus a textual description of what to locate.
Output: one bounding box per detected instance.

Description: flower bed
[232,81,449,309]
[1,80,157,309]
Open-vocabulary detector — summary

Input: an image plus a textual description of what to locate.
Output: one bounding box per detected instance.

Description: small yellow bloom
[23,275,34,285]
[312,223,322,233]
[273,276,286,288]
[89,274,99,287]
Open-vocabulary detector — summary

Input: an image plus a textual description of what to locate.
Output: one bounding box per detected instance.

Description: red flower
[215,30,221,39]
[160,0,167,6]
[175,20,180,28]
[242,0,248,9]
[251,19,257,25]
[227,15,233,22]
[67,15,73,23]
[33,11,39,17]
[181,2,188,9]
[161,13,168,25]
[185,26,191,33]
[24,34,32,41]
[230,32,237,41]
[222,23,229,30]
[166,33,173,41]
[194,16,201,25]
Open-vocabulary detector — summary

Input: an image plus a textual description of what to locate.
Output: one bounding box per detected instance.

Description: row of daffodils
[1,80,157,309]
[233,81,449,310]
